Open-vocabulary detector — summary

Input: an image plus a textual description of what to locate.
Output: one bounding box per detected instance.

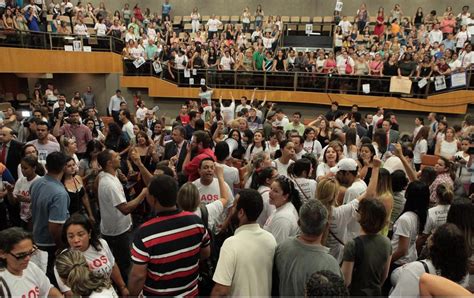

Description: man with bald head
[0,126,24,179]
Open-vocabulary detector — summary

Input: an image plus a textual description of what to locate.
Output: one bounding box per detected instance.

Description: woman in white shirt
[264,176,302,244]
[289,158,317,203]
[54,213,128,296]
[454,138,472,193]
[316,144,339,182]
[250,167,278,227]
[390,223,469,297]
[190,7,200,33]
[94,17,107,36]
[387,181,430,292]
[244,130,268,163]
[302,127,323,158]
[55,250,118,297]
[0,227,61,297]
[435,127,459,160]
[177,165,229,235]
[413,126,429,171]
[272,139,295,177]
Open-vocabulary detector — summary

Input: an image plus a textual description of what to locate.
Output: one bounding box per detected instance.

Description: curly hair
[305,270,349,297]
[430,223,468,283]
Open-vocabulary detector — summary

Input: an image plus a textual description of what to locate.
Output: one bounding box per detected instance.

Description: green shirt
[342,234,392,296]
[145,44,158,60]
[253,51,264,70]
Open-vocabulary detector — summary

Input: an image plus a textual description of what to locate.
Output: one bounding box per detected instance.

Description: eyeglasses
[8,246,38,260]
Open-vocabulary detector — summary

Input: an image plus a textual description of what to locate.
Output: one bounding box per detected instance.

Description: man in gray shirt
[82,86,96,109]
[274,200,341,296]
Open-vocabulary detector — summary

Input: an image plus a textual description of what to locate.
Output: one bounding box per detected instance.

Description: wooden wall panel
[0,48,123,74]
[120,76,471,114]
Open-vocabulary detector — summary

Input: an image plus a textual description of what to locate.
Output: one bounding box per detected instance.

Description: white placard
[418,78,427,88]
[200,78,206,85]
[184,69,191,78]
[451,72,466,88]
[133,57,146,68]
[362,84,370,94]
[83,46,92,52]
[153,61,162,73]
[434,76,446,91]
[189,78,194,85]
[335,0,343,12]
[64,45,73,51]
[73,40,82,52]
[305,24,313,35]
[192,68,197,75]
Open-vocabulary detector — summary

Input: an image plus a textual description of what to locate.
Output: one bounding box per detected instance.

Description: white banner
[451,72,466,88]
[434,76,446,91]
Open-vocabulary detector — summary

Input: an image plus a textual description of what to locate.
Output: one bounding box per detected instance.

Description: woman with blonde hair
[55,250,117,297]
[318,157,380,263]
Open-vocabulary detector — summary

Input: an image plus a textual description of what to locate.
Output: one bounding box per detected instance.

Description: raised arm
[393,143,418,182]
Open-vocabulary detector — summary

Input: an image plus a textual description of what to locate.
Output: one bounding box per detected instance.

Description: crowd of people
[0,77,473,296]
[1,2,473,93]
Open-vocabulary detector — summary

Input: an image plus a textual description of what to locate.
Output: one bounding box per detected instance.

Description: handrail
[122,59,474,98]
[0,29,124,53]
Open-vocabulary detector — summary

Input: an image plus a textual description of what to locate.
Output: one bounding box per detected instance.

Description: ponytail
[276,176,302,212]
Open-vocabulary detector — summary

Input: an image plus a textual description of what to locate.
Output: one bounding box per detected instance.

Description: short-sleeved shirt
[27,139,60,164]
[0,262,53,296]
[264,202,299,244]
[276,238,341,296]
[391,211,419,265]
[31,175,70,246]
[213,223,276,296]
[253,51,265,70]
[54,239,115,292]
[343,234,392,296]
[131,209,210,297]
[59,123,93,153]
[423,204,450,235]
[97,172,132,236]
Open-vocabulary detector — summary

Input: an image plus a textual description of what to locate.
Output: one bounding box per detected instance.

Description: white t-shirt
[193,178,234,228]
[343,179,367,241]
[206,18,222,31]
[245,144,267,162]
[0,262,53,297]
[264,202,299,244]
[135,107,148,121]
[390,259,469,297]
[74,23,88,36]
[13,175,41,222]
[194,200,224,235]
[257,185,275,227]
[391,211,419,265]
[122,121,135,140]
[54,239,115,293]
[221,163,239,194]
[303,140,323,157]
[94,23,107,36]
[413,139,427,164]
[90,287,119,297]
[220,55,234,70]
[221,101,235,123]
[293,177,316,202]
[235,103,250,114]
[327,199,359,263]
[439,140,458,159]
[338,20,352,35]
[98,172,132,236]
[423,204,450,235]
[262,36,275,49]
[273,159,294,177]
[316,163,331,179]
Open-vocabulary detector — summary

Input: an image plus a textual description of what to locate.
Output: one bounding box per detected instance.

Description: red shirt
[184,148,216,181]
[179,114,190,126]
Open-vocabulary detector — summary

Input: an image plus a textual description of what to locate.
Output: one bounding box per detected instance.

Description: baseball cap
[330,158,358,173]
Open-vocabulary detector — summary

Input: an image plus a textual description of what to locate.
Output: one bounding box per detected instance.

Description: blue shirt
[25,12,40,32]
[162,3,171,14]
[31,175,70,246]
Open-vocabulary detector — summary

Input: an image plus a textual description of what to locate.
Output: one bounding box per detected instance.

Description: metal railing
[0,29,124,53]
[123,59,474,98]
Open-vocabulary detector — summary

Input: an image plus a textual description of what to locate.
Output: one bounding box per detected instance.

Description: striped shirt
[131,209,210,297]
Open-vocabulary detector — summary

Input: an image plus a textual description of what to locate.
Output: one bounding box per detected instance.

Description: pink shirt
[59,123,93,154]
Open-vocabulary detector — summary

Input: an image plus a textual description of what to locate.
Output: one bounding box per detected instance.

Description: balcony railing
[0,29,473,98]
[123,60,474,98]
[0,29,124,54]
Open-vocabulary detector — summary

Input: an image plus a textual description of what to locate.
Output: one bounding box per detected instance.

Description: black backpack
[198,203,217,296]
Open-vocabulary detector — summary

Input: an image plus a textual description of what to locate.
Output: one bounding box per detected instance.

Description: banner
[133,57,145,68]
[335,0,343,12]
[434,76,446,91]
[451,72,466,88]
[390,76,412,94]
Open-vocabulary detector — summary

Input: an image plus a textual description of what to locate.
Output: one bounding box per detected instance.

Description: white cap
[330,158,358,173]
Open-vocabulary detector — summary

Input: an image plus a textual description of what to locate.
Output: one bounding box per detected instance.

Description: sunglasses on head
[9,246,38,260]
